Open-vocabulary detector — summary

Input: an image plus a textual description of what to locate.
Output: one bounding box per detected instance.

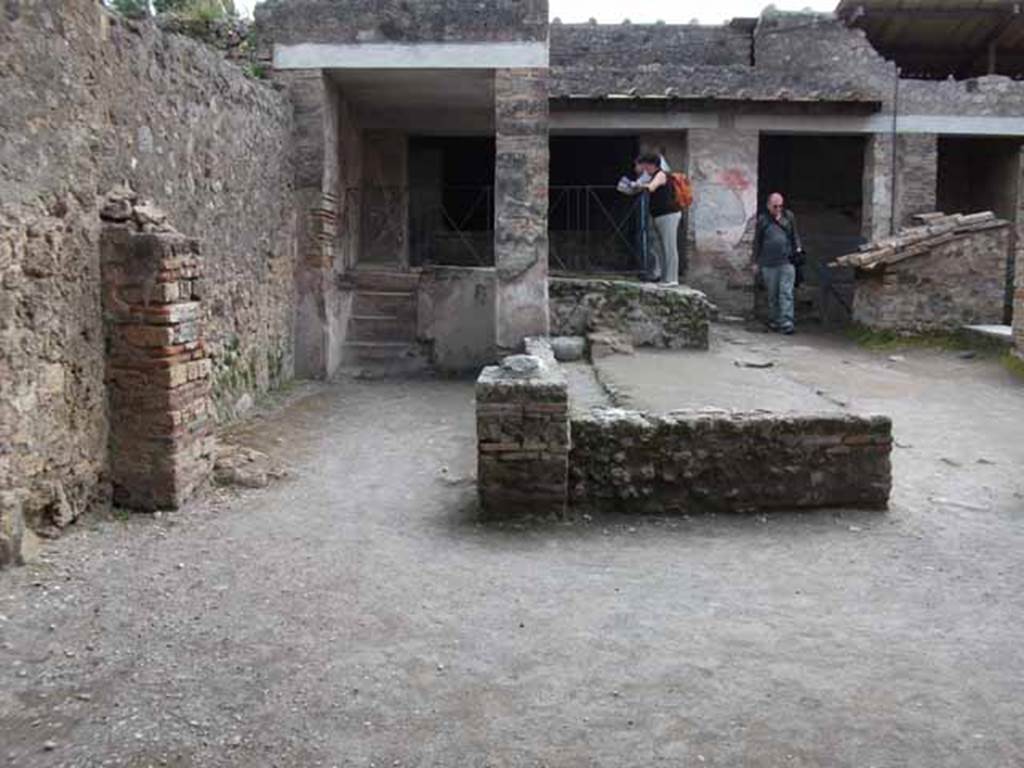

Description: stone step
[352,290,417,319]
[339,341,431,377]
[348,269,421,292]
[348,314,417,343]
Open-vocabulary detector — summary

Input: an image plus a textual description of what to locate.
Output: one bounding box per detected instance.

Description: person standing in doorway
[752,192,804,334]
[635,153,682,286]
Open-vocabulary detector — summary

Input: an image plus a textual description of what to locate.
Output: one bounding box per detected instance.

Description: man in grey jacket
[752,192,804,334]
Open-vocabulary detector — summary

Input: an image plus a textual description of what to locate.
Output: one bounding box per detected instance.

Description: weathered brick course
[476,341,569,519]
[101,195,214,511]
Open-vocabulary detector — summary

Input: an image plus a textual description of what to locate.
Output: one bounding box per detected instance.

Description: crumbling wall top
[255,0,549,46]
[550,23,750,68]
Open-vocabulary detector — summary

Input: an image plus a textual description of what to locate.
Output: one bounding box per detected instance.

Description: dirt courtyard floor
[2,325,1023,767]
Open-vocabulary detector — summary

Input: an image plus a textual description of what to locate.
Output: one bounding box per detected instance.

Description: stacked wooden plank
[834,211,1008,271]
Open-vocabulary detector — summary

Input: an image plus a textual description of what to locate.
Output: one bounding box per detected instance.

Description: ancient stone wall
[550,23,750,68]
[901,76,1024,118]
[570,409,892,513]
[754,11,895,104]
[255,0,548,45]
[476,341,569,519]
[549,278,714,351]
[0,1,295,541]
[849,226,1011,333]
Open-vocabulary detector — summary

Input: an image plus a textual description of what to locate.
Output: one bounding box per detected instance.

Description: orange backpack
[668,172,693,209]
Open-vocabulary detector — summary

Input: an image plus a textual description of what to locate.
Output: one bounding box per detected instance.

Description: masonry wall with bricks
[1,1,296,562]
[476,340,569,519]
[100,191,214,510]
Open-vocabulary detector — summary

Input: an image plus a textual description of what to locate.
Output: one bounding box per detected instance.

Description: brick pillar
[863,133,894,241]
[494,68,550,355]
[893,133,938,228]
[100,191,214,510]
[476,341,568,519]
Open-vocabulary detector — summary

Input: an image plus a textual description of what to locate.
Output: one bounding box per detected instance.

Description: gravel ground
[2,329,1023,767]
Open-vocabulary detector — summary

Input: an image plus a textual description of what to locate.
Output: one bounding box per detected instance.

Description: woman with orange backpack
[635,153,692,286]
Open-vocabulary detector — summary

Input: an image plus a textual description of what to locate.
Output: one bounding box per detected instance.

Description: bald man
[752,192,804,334]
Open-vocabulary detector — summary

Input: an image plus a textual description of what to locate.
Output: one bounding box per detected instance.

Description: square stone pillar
[494,68,550,355]
[686,125,759,313]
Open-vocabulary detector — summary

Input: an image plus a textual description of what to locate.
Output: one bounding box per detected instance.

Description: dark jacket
[752,209,803,267]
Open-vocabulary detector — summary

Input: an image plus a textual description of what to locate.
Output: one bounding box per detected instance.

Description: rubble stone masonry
[570,410,893,514]
[1,1,295,545]
[494,68,551,351]
[549,278,714,351]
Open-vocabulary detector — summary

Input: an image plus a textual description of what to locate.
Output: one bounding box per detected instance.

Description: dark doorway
[548,135,644,273]
[758,134,867,323]
[408,136,495,267]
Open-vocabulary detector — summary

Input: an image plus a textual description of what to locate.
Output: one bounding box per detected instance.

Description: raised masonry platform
[476,335,893,518]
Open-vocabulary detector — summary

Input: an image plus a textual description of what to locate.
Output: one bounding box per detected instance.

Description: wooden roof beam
[954,4,1022,77]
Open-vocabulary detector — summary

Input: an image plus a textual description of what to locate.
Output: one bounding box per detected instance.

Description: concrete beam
[275,41,548,70]
[736,113,1024,137]
[550,110,719,133]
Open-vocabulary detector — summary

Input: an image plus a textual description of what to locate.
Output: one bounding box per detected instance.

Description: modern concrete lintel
[275,41,549,70]
[549,111,719,133]
[736,113,1024,136]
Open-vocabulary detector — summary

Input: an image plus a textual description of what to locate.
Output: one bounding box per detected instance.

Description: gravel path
[2,334,1023,767]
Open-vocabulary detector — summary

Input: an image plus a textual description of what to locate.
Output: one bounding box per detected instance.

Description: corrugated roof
[835,0,1024,78]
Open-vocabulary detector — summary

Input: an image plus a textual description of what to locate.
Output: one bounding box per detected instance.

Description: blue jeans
[761,263,795,330]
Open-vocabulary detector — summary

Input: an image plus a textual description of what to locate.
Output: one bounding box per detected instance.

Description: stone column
[494,68,550,354]
[99,191,214,510]
[279,70,341,379]
[686,125,759,313]
[893,133,938,228]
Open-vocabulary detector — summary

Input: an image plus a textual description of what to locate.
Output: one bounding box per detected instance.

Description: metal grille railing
[349,184,648,273]
[548,185,646,274]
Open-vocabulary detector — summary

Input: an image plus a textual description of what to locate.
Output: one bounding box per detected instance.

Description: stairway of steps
[340,270,430,376]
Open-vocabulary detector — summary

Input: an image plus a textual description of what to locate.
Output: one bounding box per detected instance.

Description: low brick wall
[848,225,1010,333]
[569,409,893,514]
[476,340,569,519]
[100,193,214,510]
[549,278,714,351]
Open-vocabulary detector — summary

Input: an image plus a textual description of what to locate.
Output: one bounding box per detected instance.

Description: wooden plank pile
[834,211,1008,271]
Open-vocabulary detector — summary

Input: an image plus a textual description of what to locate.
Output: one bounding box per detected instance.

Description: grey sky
[234,0,837,24]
